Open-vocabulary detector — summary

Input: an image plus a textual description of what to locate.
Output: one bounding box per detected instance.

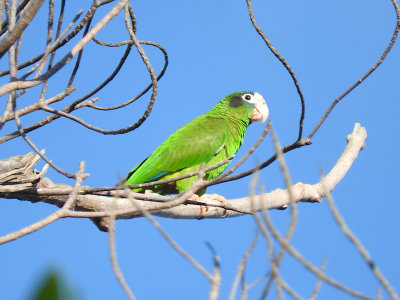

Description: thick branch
[0,123,366,231]
[0,0,45,59]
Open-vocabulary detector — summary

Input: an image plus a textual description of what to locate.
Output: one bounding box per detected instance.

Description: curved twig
[86,41,168,111]
[0,0,130,97]
[246,0,305,141]
[307,0,400,139]
[0,0,104,77]
[211,137,311,186]
[71,43,133,106]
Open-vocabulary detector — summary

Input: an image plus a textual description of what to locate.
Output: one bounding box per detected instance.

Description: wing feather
[125,114,228,185]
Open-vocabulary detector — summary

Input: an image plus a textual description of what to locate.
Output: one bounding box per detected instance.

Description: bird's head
[219,91,269,124]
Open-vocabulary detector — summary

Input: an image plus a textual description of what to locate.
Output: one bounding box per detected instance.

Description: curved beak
[250,92,269,123]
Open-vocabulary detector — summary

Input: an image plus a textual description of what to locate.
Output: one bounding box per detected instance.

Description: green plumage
[124,91,267,195]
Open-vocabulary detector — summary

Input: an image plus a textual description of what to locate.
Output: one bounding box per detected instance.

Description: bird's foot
[144,190,154,195]
[188,194,208,219]
[278,204,288,210]
[200,194,228,217]
[202,193,228,203]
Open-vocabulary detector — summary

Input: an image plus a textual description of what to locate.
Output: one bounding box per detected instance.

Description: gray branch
[0,123,367,232]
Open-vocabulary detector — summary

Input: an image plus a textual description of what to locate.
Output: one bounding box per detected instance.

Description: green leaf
[30,269,79,300]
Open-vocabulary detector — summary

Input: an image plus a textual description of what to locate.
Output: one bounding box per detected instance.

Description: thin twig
[229,232,258,300]
[0,0,102,77]
[248,172,283,300]
[13,103,77,178]
[262,210,374,300]
[280,279,303,300]
[1,87,76,123]
[246,0,305,141]
[0,0,29,36]
[0,41,167,142]
[122,5,158,131]
[0,0,130,97]
[212,138,311,186]
[307,0,400,139]
[309,258,328,300]
[67,9,92,88]
[206,242,222,300]
[107,214,136,300]
[72,43,133,106]
[0,161,87,245]
[0,0,45,59]
[324,185,399,300]
[20,5,82,81]
[36,0,55,101]
[122,189,215,282]
[261,128,298,298]
[86,41,168,111]
[252,205,284,300]
[0,0,6,34]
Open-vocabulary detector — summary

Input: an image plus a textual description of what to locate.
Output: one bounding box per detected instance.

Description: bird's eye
[244,94,251,101]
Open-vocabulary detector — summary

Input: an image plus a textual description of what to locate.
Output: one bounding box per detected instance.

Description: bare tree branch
[0,123,367,232]
[324,185,399,300]
[0,161,87,245]
[307,0,400,139]
[206,242,222,300]
[229,232,258,300]
[246,0,305,141]
[0,0,98,77]
[86,40,168,111]
[0,0,45,59]
[309,259,327,300]
[261,209,373,300]
[124,188,215,282]
[108,214,136,300]
[0,0,397,299]
[260,127,299,299]
[0,0,129,97]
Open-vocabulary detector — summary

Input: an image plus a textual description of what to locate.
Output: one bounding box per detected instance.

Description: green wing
[125,114,228,187]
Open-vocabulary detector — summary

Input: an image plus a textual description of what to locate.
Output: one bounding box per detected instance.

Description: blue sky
[1,0,399,299]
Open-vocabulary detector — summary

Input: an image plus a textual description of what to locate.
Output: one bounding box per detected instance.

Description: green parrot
[124,91,269,196]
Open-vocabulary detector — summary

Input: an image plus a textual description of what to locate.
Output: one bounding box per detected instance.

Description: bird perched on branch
[124,91,269,197]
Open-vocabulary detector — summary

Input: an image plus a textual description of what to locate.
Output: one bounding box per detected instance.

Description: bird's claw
[188,194,208,219]
[201,194,228,217]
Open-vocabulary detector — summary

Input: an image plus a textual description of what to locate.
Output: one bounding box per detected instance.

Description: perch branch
[0,123,367,232]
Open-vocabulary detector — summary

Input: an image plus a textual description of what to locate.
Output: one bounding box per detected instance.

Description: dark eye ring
[245,95,251,100]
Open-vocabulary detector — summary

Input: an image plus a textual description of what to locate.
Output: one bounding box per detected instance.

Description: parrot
[123,91,269,197]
